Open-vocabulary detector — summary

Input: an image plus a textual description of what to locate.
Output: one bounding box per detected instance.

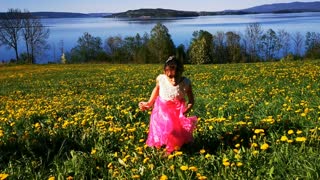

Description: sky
[0,0,318,13]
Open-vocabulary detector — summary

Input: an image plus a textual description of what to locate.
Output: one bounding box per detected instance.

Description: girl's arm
[139,78,160,110]
[184,82,194,114]
[146,82,159,107]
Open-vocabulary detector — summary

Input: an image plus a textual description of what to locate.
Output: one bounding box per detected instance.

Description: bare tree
[277,29,291,58]
[21,10,49,64]
[225,31,242,63]
[261,28,281,61]
[244,23,263,62]
[292,32,304,58]
[0,8,23,61]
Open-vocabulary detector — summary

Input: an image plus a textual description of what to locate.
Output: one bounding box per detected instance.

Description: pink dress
[146,74,197,153]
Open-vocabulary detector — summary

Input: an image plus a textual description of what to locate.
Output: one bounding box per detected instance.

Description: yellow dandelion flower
[252,150,259,155]
[170,165,175,170]
[235,154,241,159]
[287,139,294,143]
[205,153,211,159]
[252,135,257,140]
[288,130,294,135]
[132,175,140,179]
[0,174,9,180]
[296,130,303,134]
[198,175,208,180]
[280,136,288,142]
[188,166,198,172]
[235,143,240,148]
[66,176,73,180]
[180,165,188,171]
[143,157,149,164]
[251,143,258,148]
[223,161,230,166]
[174,151,183,156]
[91,149,97,155]
[260,143,269,150]
[200,149,206,154]
[160,175,168,180]
[295,137,307,142]
[254,129,264,134]
[48,176,55,180]
[236,162,243,167]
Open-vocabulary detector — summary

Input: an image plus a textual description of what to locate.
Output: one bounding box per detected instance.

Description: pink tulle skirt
[146,96,197,153]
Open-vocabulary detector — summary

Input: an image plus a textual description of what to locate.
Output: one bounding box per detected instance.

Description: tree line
[66,23,320,64]
[1,8,320,64]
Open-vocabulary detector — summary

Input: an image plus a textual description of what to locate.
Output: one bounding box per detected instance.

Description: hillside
[107,8,199,18]
[240,1,320,13]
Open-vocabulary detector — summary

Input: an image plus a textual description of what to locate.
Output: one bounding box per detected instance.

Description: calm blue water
[1,12,320,63]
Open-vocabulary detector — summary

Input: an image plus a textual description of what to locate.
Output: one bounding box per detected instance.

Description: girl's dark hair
[164,56,184,75]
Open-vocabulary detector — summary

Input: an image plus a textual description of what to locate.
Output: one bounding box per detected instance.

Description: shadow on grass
[0,130,120,170]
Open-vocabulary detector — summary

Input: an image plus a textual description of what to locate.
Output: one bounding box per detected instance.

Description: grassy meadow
[0,60,320,179]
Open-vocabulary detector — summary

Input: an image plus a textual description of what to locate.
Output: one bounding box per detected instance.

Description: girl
[139,56,197,153]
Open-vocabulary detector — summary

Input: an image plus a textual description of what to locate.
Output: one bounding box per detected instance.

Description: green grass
[0,61,320,179]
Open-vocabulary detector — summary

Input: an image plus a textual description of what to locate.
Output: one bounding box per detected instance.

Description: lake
[1,12,320,63]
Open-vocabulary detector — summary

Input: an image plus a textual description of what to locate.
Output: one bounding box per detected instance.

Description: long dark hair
[164,56,184,75]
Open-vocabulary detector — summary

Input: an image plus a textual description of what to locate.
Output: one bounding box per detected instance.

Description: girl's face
[164,66,176,79]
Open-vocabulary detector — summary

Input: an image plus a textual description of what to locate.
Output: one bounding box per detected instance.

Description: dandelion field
[0,60,320,179]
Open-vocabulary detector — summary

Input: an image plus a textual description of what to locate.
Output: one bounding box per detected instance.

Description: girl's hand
[139,101,151,111]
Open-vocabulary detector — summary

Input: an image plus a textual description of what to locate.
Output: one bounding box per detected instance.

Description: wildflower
[205,153,211,159]
[252,135,257,140]
[296,130,303,134]
[200,149,206,154]
[180,165,188,171]
[251,143,258,148]
[287,139,294,143]
[132,175,140,179]
[66,176,73,180]
[288,130,294,135]
[91,149,97,155]
[0,174,9,180]
[198,175,208,180]
[295,137,307,142]
[254,129,264,134]
[174,151,183,156]
[188,166,198,172]
[252,150,259,155]
[143,157,149,164]
[280,136,288,142]
[260,143,269,150]
[48,176,55,180]
[166,154,174,159]
[160,175,168,180]
[223,161,230,167]
[107,162,113,169]
[236,162,243,167]
[170,165,175,170]
[235,154,241,159]
[235,143,240,148]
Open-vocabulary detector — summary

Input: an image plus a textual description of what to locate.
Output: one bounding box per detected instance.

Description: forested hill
[107,8,199,18]
[0,12,112,18]
[239,1,320,13]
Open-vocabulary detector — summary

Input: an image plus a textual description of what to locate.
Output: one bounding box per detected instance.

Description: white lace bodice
[157,74,191,101]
